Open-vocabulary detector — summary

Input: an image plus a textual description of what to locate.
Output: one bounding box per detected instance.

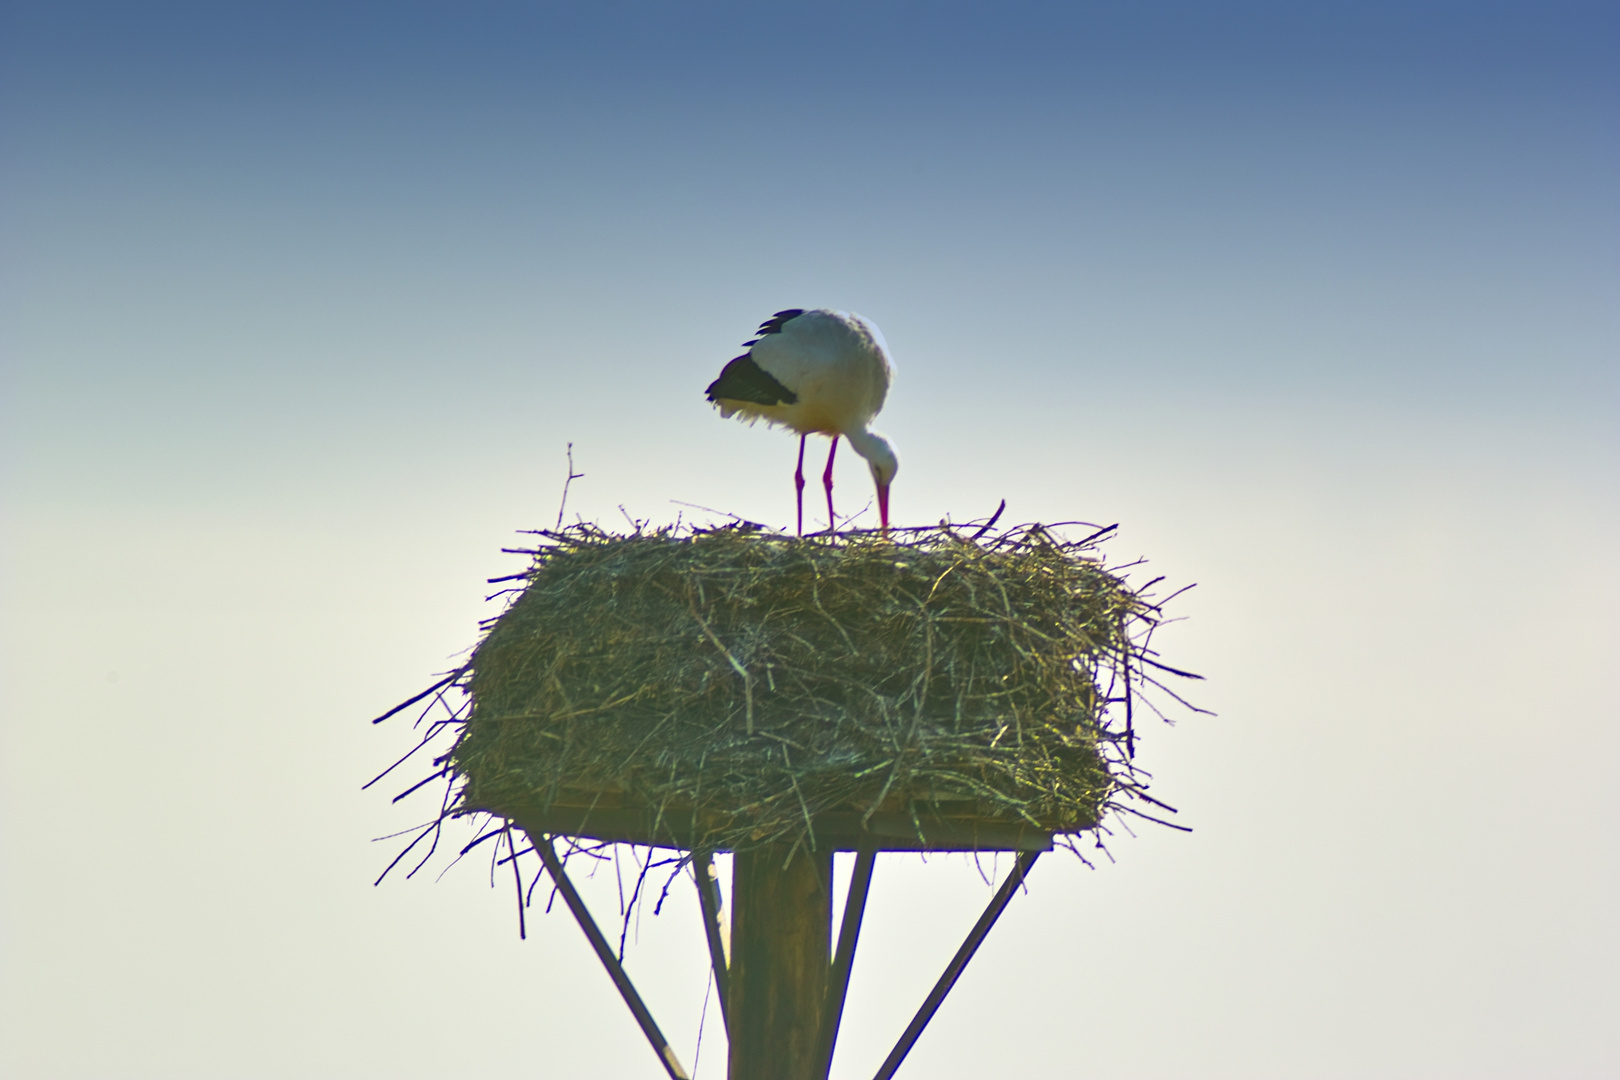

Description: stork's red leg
[795,435,808,536]
[823,436,838,533]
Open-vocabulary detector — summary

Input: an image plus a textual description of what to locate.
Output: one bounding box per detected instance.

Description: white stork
[705,308,898,535]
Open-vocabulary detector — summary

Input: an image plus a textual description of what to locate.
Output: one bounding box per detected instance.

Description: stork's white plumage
[705,308,898,535]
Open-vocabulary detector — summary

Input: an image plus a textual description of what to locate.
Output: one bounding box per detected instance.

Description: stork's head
[850,431,898,534]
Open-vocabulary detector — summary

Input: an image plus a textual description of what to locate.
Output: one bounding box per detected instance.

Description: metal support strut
[818,847,876,1078]
[528,832,692,1080]
[691,849,731,1029]
[871,850,1042,1080]
[526,833,1037,1080]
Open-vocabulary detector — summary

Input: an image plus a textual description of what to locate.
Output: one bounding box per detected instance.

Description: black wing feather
[755,308,805,337]
[705,353,798,406]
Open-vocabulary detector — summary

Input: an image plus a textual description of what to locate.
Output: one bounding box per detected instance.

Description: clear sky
[2,2,1616,1077]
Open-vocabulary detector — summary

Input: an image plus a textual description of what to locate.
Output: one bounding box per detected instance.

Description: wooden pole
[728,843,834,1080]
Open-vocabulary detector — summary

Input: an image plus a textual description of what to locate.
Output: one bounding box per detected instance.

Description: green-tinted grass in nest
[444,522,1188,855]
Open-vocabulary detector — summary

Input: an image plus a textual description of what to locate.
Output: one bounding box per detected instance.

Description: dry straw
[375,519,1200,863]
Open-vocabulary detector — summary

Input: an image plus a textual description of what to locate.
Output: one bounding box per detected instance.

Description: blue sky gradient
[3,3,1616,1077]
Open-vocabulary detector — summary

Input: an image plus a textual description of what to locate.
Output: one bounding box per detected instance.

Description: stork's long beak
[877,483,891,536]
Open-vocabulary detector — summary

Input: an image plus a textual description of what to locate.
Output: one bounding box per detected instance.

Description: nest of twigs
[389,520,1197,858]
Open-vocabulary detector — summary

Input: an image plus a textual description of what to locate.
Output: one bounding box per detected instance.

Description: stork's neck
[845,428,898,482]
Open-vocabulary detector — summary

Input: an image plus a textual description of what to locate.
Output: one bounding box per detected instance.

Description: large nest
[417,521,1195,857]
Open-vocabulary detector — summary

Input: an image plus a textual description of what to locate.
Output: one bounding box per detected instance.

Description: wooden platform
[488,788,1073,852]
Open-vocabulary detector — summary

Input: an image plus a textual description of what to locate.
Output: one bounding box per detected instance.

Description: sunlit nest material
[398,521,1198,861]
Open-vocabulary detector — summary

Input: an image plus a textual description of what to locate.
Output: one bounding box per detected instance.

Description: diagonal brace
[691,848,730,1029]
[528,831,692,1080]
[817,846,876,1079]
[871,850,1041,1080]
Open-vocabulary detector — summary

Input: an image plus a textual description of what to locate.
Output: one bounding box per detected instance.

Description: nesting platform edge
[492,802,1059,852]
